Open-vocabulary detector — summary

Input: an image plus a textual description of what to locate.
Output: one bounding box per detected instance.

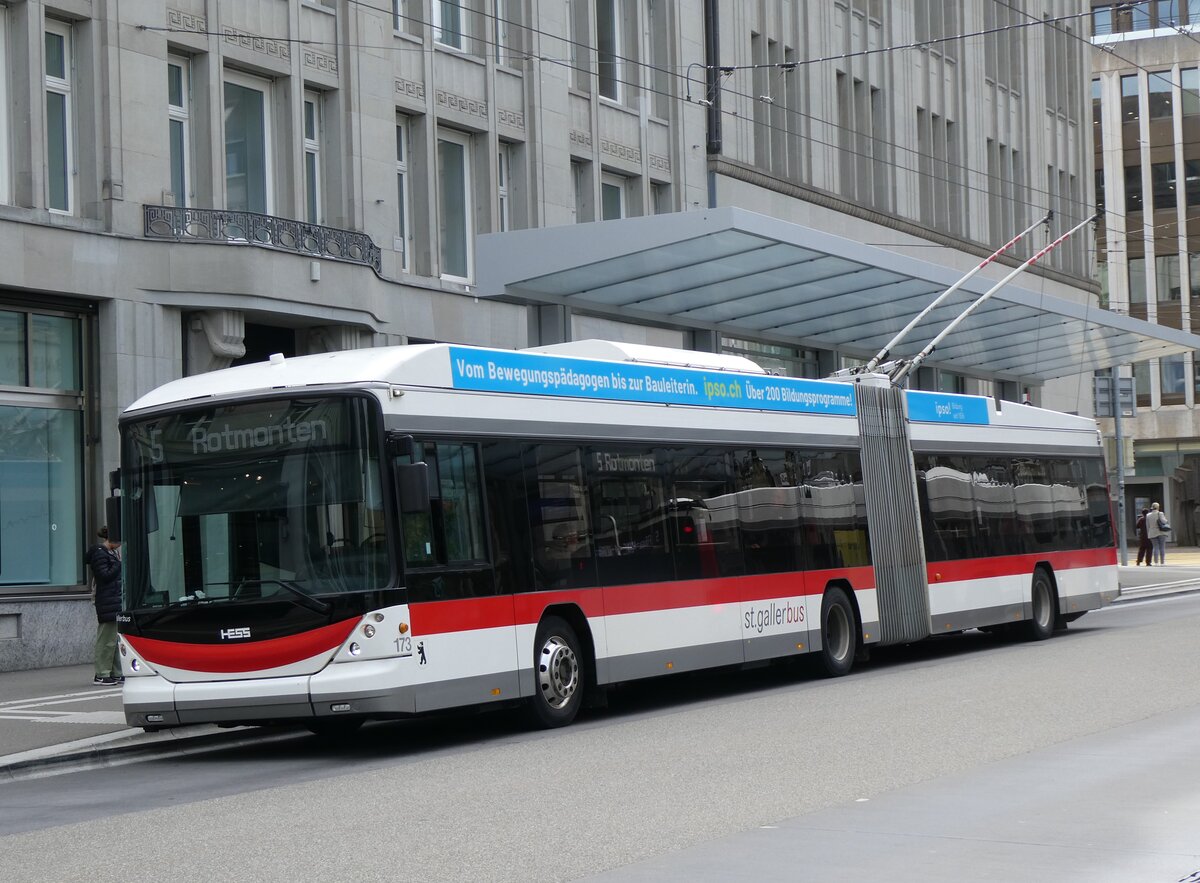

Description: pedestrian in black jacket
[87,526,123,686]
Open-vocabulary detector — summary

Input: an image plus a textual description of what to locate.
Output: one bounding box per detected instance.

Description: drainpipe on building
[704,0,721,209]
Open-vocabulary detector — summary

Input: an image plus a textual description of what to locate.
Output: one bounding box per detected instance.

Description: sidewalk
[3,551,1200,778]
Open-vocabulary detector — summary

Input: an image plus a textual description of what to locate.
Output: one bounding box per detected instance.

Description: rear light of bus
[363,624,376,638]
[130,658,142,672]
[398,622,409,634]
[348,643,362,656]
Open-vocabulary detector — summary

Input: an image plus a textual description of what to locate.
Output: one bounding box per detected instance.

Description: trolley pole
[1112,372,1128,566]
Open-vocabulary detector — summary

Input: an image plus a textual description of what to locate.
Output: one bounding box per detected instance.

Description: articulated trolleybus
[115,340,1117,732]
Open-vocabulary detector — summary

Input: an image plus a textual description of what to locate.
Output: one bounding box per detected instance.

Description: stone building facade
[0,0,1094,668]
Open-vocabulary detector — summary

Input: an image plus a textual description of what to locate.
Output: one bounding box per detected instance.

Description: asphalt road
[2,595,1200,882]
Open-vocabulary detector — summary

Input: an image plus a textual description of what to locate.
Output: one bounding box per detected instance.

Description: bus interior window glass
[1082,458,1114,548]
[1050,459,1085,549]
[804,450,870,568]
[529,445,594,589]
[971,455,1019,556]
[915,454,977,561]
[397,445,435,569]
[590,448,671,585]
[433,443,486,563]
[482,440,533,594]
[1013,457,1056,551]
[733,448,801,575]
[668,447,741,580]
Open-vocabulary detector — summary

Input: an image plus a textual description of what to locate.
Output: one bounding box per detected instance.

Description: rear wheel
[528,615,585,728]
[1023,568,1057,641]
[816,587,856,678]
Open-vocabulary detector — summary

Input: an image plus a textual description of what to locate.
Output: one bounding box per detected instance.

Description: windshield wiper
[235,578,332,615]
[136,593,222,629]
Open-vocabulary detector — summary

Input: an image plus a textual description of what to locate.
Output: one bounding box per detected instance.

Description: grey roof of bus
[124,341,1099,439]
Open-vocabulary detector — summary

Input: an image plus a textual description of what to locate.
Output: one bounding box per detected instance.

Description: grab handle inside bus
[395,462,431,514]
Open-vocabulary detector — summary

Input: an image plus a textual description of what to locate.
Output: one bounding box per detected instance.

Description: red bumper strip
[125,619,358,674]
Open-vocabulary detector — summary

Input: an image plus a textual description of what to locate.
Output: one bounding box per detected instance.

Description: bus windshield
[121,395,389,611]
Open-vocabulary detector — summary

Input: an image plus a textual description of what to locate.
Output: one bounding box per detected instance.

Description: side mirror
[105,496,123,542]
[387,433,417,459]
[395,462,431,515]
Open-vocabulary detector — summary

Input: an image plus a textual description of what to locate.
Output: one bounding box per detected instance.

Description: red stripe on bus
[412,570,877,634]
[926,547,1116,584]
[124,619,358,673]
[409,550,1113,635]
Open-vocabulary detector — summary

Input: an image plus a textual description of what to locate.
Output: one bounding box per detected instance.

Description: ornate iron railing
[143,205,382,274]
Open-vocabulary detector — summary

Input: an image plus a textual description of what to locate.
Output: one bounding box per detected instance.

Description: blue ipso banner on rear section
[906,390,991,425]
[447,347,858,417]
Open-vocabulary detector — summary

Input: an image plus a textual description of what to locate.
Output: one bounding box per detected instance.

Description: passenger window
[528,445,595,590]
[803,450,870,569]
[398,441,487,569]
[733,448,802,575]
[590,448,673,585]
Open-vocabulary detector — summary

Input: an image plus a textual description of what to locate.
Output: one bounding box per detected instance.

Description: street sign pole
[1112,372,1127,566]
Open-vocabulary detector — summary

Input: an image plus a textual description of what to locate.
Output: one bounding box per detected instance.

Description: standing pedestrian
[1135,508,1152,566]
[1146,502,1169,566]
[86,526,123,686]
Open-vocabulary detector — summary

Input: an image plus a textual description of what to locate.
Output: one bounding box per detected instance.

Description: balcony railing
[144,205,382,274]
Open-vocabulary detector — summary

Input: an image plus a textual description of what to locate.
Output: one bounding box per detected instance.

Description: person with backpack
[1146,502,1170,566]
[86,526,123,686]
[1135,508,1152,566]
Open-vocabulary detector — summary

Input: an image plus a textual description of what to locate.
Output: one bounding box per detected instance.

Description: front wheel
[816,587,857,678]
[528,616,585,728]
[1023,568,1057,641]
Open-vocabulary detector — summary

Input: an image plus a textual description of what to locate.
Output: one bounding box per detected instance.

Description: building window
[223,71,273,214]
[44,21,73,214]
[0,308,85,592]
[600,173,625,220]
[1133,360,1151,407]
[1152,162,1177,211]
[497,145,511,232]
[434,0,465,51]
[596,0,621,101]
[1126,165,1144,213]
[303,92,322,224]
[1183,68,1200,116]
[438,130,473,281]
[1162,354,1186,404]
[652,181,671,214]
[0,9,9,206]
[1121,74,1139,122]
[1129,257,1148,304]
[168,57,191,208]
[396,118,411,272]
[1148,72,1173,120]
[1158,254,1181,301]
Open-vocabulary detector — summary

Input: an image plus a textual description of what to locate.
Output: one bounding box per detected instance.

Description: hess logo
[219,627,252,640]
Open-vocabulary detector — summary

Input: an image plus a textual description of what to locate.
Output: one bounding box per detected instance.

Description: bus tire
[1023,568,1057,642]
[816,587,856,678]
[528,615,585,728]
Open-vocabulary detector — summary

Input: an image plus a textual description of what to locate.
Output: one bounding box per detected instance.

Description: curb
[0,723,305,782]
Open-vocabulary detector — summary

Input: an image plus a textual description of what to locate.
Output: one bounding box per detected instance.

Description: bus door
[732,449,809,662]
[589,447,741,680]
[395,440,519,711]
